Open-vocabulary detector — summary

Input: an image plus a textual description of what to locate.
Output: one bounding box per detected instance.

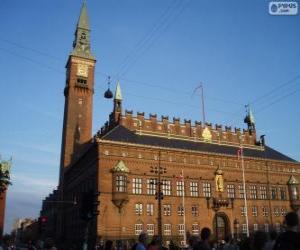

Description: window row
[130,178,287,200]
[242,222,282,234]
[134,203,200,217]
[134,223,200,236]
[240,206,287,217]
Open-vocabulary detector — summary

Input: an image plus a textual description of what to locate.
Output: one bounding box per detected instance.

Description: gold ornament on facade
[202,126,212,142]
[215,167,224,192]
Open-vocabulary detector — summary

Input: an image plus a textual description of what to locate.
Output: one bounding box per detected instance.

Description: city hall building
[41,3,300,248]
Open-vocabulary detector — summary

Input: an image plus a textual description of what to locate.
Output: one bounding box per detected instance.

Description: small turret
[244,105,255,134]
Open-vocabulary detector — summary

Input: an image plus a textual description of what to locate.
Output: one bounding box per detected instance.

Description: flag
[237,147,243,160]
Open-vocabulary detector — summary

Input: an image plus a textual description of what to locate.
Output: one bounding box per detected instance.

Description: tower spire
[114,81,123,101]
[244,104,256,133]
[71,1,94,59]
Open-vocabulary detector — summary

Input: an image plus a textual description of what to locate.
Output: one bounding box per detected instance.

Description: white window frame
[147,224,155,236]
[177,204,184,216]
[135,203,143,215]
[190,182,198,197]
[203,182,211,197]
[132,178,142,194]
[163,204,171,216]
[162,180,171,196]
[147,179,156,195]
[192,223,199,235]
[252,206,258,217]
[177,181,184,196]
[146,204,154,216]
[164,224,171,236]
[178,224,185,235]
[135,224,143,235]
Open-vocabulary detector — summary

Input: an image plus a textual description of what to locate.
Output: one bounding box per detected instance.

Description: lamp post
[234,219,240,240]
[150,151,166,248]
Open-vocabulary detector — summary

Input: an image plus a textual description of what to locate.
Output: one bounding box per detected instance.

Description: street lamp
[150,151,166,247]
[234,219,240,240]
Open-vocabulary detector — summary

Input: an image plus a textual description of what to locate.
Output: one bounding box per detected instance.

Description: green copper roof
[115,81,123,101]
[288,175,299,185]
[71,2,95,60]
[77,2,89,30]
[112,160,129,173]
[249,108,255,124]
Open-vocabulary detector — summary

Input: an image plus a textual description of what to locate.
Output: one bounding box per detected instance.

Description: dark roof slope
[101,125,297,163]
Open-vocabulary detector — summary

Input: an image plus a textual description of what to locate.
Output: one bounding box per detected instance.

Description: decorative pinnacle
[115,81,123,101]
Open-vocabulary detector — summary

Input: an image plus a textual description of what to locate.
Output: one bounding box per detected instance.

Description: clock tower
[59,2,96,184]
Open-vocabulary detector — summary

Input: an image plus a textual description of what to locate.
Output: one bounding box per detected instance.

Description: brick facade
[40,3,300,249]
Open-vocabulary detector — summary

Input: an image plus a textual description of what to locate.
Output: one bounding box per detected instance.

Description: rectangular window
[147,224,154,236]
[177,181,184,196]
[227,184,235,198]
[242,224,247,234]
[178,224,185,235]
[132,178,142,194]
[264,223,269,233]
[162,180,171,196]
[177,205,184,216]
[164,224,171,236]
[147,204,154,216]
[274,206,280,217]
[270,187,277,199]
[163,204,171,216]
[76,78,87,86]
[116,175,127,192]
[192,224,199,235]
[241,206,246,217]
[239,185,245,199]
[135,224,143,235]
[190,182,198,197]
[135,203,143,215]
[191,205,199,217]
[262,207,269,217]
[253,224,258,232]
[252,206,258,217]
[147,179,156,195]
[260,186,267,199]
[203,182,211,197]
[249,185,257,199]
[275,223,281,233]
[279,187,286,200]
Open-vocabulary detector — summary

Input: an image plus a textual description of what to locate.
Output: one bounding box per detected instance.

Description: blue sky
[0,0,299,232]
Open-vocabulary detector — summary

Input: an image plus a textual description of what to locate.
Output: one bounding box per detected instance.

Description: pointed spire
[77,1,90,30]
[249,108,255,124]
[71,1,95,60]
[244,104,255,132]
[115,81,123,101]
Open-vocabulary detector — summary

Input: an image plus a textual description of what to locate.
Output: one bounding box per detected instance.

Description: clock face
[77,64,88,77]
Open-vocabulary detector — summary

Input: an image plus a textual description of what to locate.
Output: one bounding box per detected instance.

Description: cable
[116,0,181,75]
[0,39,63,62]
[0,47,64,75]
[117,0,191,78]
[250,74,300,105]
[255,88,300,114]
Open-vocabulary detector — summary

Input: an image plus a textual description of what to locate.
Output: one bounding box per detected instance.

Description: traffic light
[80,190,100,221]
[39,215,48,234]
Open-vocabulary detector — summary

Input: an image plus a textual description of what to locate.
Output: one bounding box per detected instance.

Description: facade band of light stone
[40,2,300,249]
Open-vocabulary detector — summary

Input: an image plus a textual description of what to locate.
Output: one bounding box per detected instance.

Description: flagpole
[240,146,250,237]
[181,169,187,246]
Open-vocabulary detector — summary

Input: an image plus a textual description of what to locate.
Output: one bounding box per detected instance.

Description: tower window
[76,78,87,86]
